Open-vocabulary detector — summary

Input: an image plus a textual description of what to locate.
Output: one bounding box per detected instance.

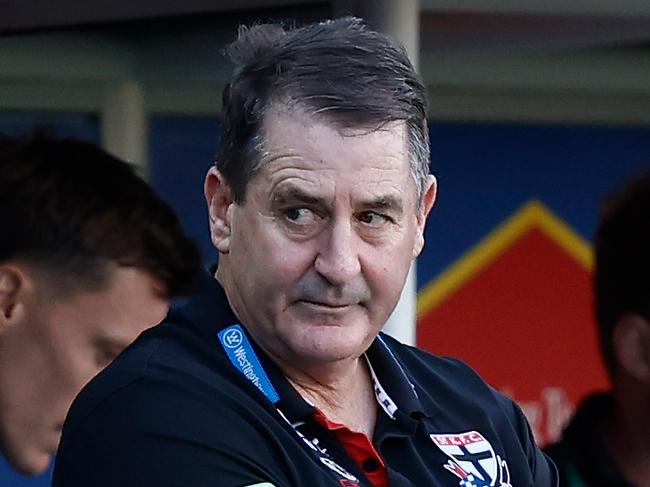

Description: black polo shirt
[54,272,557,487]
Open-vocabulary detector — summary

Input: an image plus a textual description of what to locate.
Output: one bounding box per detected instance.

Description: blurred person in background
[0,136,201,475]
[545,170,650,487]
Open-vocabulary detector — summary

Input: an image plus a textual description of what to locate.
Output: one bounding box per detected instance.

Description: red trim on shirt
[313,409,388,487]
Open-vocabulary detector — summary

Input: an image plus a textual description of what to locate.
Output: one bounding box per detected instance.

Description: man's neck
[285,356,378,438]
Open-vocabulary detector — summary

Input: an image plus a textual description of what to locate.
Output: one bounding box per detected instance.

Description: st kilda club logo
[430,431,512,487]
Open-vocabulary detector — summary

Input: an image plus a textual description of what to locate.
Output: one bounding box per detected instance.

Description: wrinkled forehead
[253,107,418,206]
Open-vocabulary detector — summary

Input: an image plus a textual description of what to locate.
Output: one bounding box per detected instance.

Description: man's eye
[358,211,390,226]
[285,207,314,223]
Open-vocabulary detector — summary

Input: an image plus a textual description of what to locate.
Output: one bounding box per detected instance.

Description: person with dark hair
[54,18,557,487]
[544,171,650,487]
[0,136,201,475]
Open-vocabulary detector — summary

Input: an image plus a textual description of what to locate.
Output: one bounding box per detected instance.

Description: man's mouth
[298,300,357,310]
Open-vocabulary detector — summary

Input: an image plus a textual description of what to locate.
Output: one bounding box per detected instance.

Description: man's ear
[613,314,650,384]
[413,174,437,258]
[205,167,235,254]
[0,264,28,333]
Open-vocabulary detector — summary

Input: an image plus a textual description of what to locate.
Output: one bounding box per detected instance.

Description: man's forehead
[260,111,408,167]
[260,153,411,196]
[250,106,417,202]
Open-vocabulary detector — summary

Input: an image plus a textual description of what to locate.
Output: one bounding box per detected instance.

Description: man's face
[0,266,168,474]
[208,109,435,370]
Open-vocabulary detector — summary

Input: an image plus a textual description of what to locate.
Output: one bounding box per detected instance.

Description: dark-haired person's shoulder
[53,307,288,486]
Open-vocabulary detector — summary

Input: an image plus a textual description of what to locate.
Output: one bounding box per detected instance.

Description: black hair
[0,135,201,297]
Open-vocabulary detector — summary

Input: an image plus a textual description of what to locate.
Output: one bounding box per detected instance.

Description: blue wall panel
[149,115,221,266]
[421,122,650,288]
[0,110,99,142]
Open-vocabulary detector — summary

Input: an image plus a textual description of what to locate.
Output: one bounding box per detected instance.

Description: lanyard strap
[217,324,279,403]
[217,324,361,484]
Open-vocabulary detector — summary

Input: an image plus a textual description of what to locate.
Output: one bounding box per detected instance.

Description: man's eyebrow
[358,195,404,214]
[272,188,404,213]
[272,187,325,206]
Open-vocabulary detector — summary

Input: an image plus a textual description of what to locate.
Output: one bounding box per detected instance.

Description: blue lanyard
[217,324,279,403]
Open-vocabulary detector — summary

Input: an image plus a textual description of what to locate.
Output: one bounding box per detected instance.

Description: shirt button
[362,458,379,472]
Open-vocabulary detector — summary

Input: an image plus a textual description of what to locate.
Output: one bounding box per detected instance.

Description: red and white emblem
[430,431,511,486]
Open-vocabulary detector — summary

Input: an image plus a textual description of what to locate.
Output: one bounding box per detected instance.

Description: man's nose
[314,219,361,285]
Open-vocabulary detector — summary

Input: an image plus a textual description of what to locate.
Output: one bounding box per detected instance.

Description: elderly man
[0,136,200,475]
[54,18,557,486]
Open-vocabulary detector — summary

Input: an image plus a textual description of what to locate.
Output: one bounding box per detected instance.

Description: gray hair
[216,17,430,204]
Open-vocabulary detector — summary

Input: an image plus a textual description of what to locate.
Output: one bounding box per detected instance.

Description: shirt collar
[267,334,426,426]
[365,335,426,418]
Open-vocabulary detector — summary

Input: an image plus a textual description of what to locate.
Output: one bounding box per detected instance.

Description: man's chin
[288,326,373,363]
[5,448,52,476]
